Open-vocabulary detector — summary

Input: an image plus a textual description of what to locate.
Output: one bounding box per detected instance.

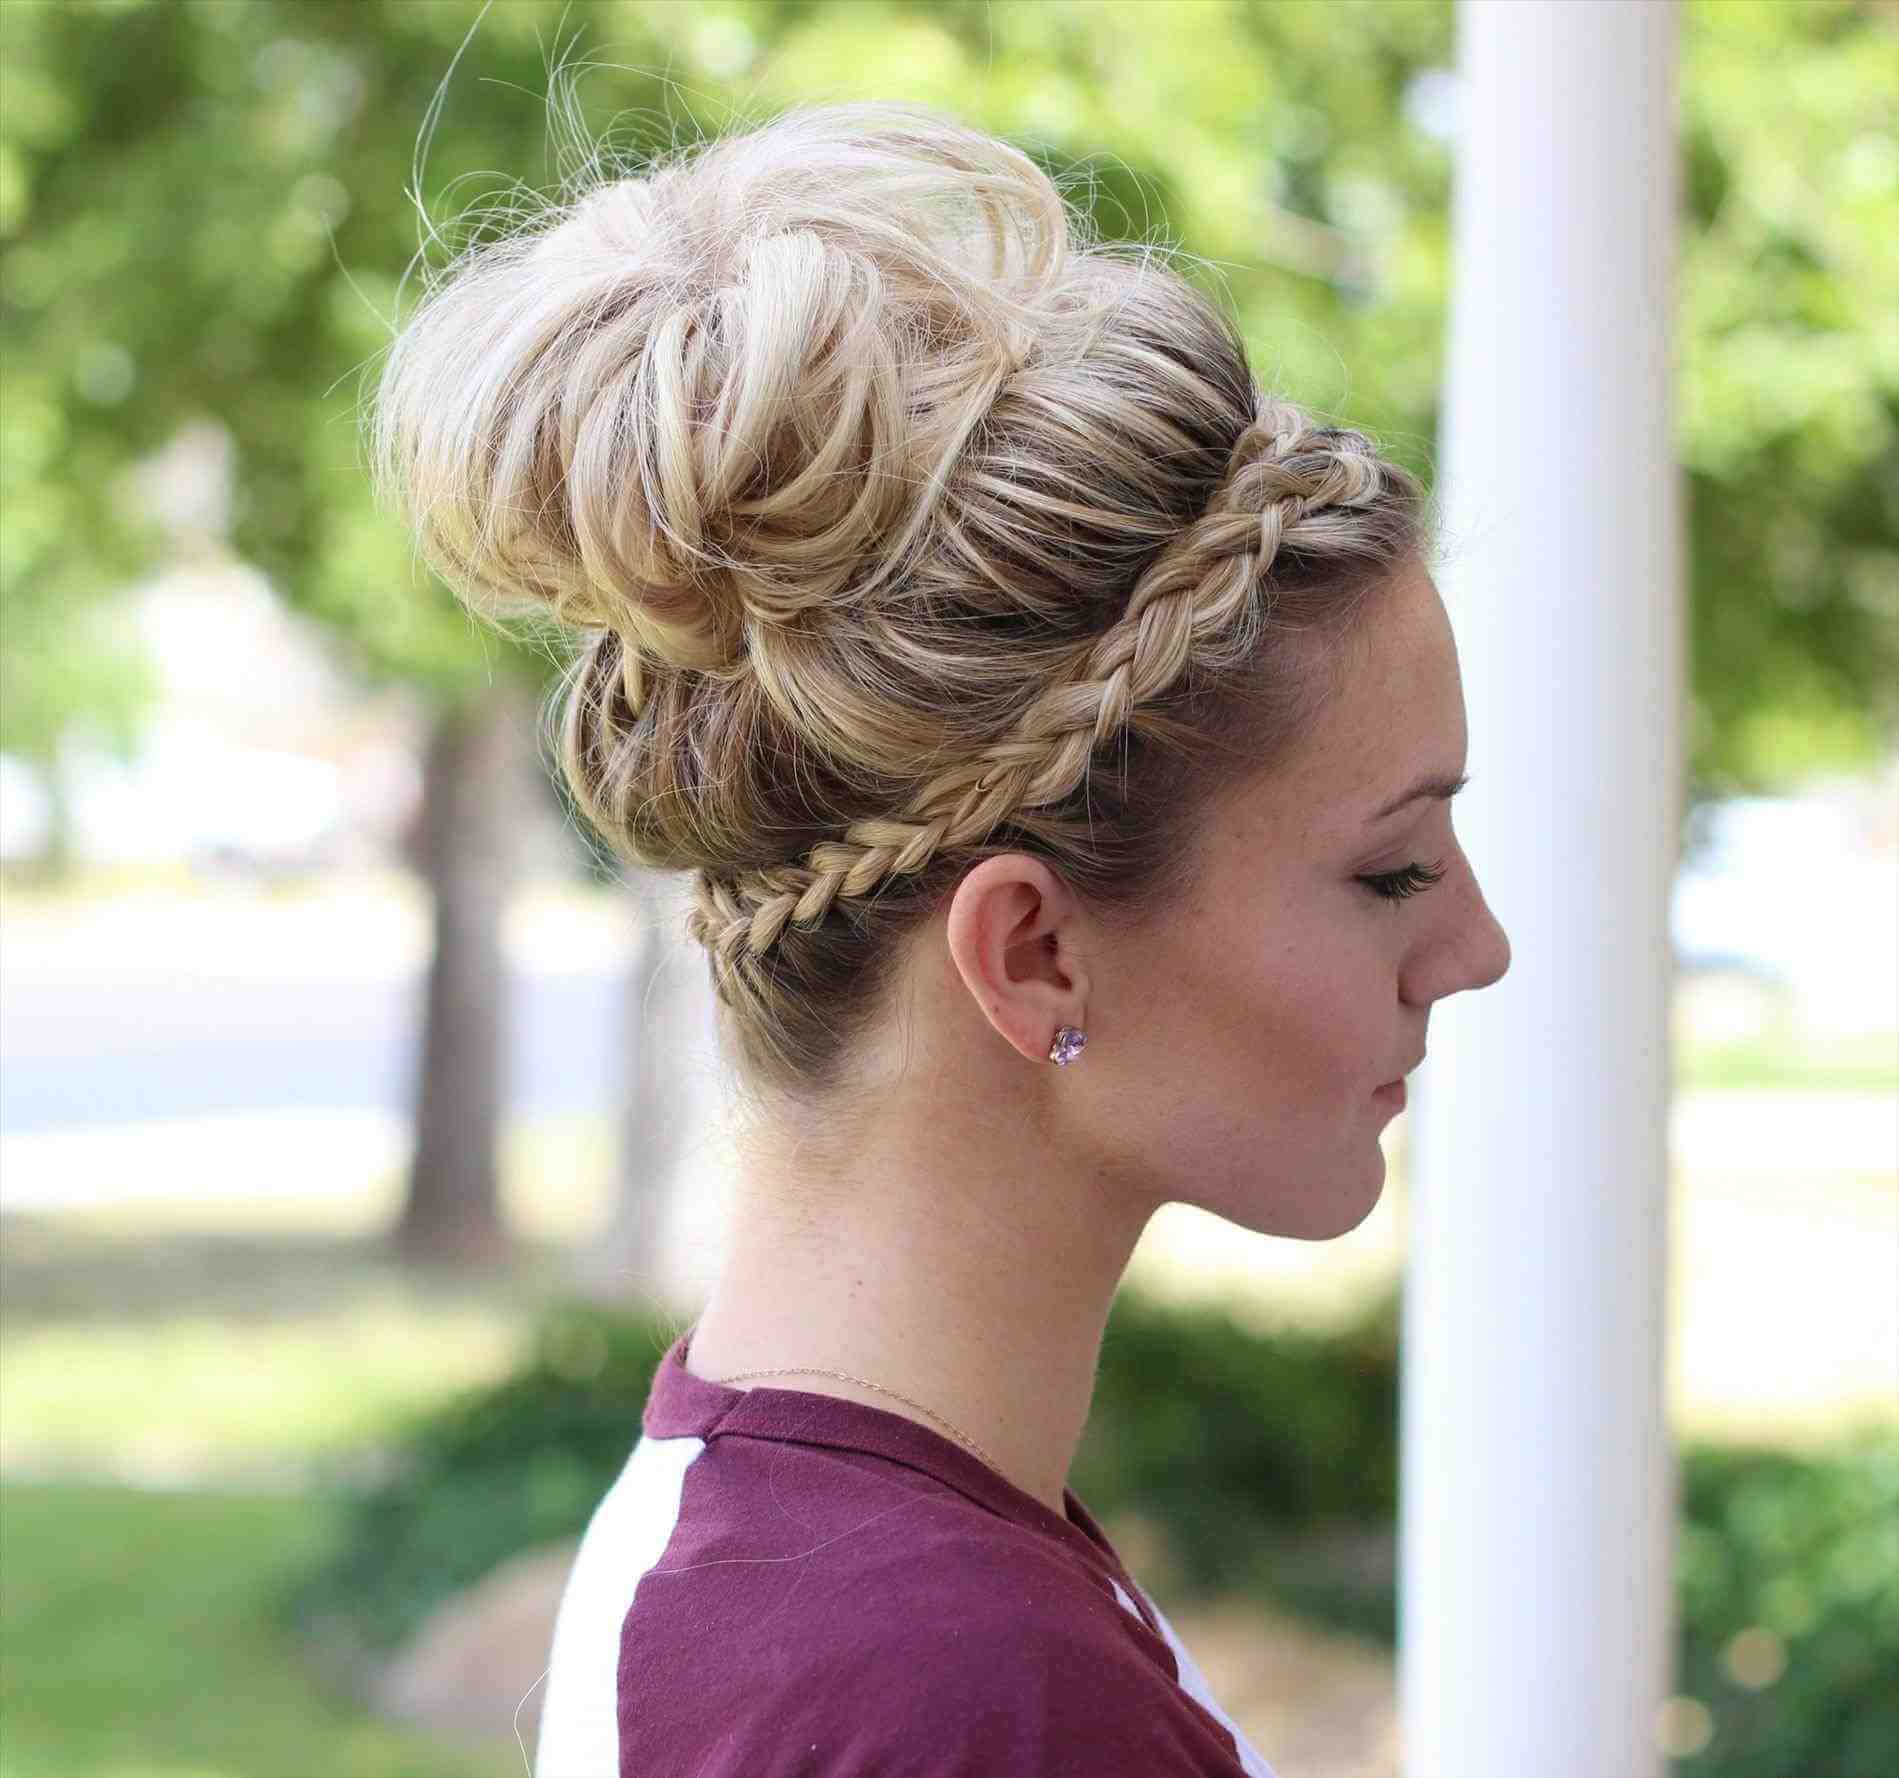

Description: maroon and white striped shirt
[534,1324,1278,1776]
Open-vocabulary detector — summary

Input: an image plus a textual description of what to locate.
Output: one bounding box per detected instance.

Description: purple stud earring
[1048,1025,1087,1066]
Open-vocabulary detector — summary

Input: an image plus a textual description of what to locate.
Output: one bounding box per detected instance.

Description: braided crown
[682,400,1398,976]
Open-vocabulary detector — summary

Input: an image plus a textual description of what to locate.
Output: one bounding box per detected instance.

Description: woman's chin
[1202,1155,1387,1244]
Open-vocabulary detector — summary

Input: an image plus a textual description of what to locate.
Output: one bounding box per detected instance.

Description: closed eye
[1358,858,1448,903]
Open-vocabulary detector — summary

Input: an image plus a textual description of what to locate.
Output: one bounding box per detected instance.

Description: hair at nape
[368,96,1432,1111]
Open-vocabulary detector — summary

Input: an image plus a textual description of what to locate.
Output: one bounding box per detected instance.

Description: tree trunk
[394,687,533,1269]
[20,749,79,886]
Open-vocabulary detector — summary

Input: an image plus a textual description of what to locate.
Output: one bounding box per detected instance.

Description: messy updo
[370,100,1431,1107]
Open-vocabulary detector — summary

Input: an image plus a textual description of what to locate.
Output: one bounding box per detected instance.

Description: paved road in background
[0,968,632,1133]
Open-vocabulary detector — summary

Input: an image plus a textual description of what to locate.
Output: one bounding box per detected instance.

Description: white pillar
[1401,5,1684,1776]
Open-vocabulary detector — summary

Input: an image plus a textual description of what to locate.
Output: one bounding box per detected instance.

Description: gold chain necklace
[708,1362,1002,1476]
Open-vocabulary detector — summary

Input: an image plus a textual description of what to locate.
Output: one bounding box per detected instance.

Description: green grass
[0,1481,525,1778]
[1674,1029,1896,1093]
[0,1223,556,1476]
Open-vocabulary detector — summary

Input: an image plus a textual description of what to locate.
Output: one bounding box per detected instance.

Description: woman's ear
[942,855,1089,1065]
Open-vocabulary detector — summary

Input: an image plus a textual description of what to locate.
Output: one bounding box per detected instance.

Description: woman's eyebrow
[1366,770,1471,825]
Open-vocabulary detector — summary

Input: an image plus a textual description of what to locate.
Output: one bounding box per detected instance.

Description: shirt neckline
[643,1322,1159,1632]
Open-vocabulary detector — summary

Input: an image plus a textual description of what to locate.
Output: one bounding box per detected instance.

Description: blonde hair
[369,99,1430,1107]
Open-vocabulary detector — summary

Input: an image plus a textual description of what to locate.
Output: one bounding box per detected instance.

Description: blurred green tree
[2,0,1892,1270]
[0,0,614,1263]
[8,0,1894,809]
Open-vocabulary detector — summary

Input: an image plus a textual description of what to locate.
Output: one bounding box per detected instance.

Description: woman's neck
[683,1123,1156,1519]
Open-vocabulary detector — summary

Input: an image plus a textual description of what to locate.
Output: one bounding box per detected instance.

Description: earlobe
[944,855,1090,1066]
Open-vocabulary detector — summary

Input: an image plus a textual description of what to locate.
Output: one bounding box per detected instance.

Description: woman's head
[369,99,1507,1228]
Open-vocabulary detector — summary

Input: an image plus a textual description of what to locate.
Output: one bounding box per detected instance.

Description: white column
[1401,5,1684,1777]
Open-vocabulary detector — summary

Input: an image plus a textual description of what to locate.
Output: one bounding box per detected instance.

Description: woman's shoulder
[609,1434,1258,1774]
[620,1537,1242,1776]
[620,1423,1138,1642]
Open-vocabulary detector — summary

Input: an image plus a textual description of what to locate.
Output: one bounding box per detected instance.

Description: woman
[371,97,1510,1778]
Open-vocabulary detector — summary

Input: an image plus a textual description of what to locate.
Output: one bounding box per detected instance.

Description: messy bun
[370,99,1430,1104]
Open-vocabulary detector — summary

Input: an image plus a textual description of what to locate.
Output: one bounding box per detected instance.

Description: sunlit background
[2,3,1894,1776]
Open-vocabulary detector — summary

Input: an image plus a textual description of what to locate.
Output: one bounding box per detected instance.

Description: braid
[687,399,1401,988]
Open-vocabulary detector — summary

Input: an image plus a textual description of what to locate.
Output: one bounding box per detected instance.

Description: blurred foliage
[293,1288,1899,1776]
[1672,1433,1899,1778]
[290,1293,680,1660]
[1074,1285,1403,1582]
[1678,0,1899,790]
[0,0,1894,804]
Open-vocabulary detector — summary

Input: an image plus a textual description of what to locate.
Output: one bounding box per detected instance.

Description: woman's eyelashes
[1358,858,1448,903]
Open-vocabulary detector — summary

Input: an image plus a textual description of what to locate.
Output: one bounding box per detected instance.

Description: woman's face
[1084,558,1512,1240]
